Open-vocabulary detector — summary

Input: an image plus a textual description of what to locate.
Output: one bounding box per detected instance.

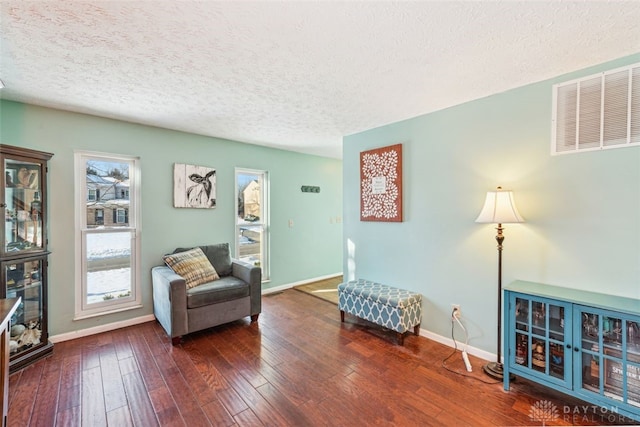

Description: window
[235,168,269,280]
[115,208,127,224]
[94,209,104,225]
[74,151,141,318]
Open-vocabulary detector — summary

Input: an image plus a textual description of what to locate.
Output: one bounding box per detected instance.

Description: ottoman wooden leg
[340,310,345,322]
[414,324,420,335]
[397,332,404,345]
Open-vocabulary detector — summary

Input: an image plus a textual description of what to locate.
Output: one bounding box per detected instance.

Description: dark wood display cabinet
[0,145,53,372]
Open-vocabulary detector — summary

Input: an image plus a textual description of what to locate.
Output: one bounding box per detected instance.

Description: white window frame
[88,188,97,201]
[235,168,270,281]
[74,151,142,319]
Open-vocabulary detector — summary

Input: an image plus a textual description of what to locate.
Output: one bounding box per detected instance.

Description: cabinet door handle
[566,344,572,349]
[574,347,580,352]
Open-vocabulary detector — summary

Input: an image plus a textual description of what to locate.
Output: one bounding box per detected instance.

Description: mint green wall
[343,54,640,354]
[0,101,343,336]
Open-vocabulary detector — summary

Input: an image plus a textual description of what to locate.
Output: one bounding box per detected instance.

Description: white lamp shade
[475,188,524,224]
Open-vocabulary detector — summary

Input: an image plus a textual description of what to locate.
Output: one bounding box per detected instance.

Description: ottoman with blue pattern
[338,279,422,345]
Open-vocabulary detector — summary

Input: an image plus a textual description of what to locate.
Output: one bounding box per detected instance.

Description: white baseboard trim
[50,314,156,343]
[419,328,497,363]
[261,276,499,363]
[50,274,344,343]
[47,303,498,366]
[262,272,342,295]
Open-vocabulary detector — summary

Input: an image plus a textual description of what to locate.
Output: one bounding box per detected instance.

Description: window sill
[74,303,143,321]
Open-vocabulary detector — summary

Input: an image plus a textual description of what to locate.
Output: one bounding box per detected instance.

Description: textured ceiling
[1,1,639,159]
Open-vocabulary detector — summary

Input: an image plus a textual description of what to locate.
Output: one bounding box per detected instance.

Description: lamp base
[482,361,515,381]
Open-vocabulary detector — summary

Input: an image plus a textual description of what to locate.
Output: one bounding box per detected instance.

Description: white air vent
[552,63,640,155]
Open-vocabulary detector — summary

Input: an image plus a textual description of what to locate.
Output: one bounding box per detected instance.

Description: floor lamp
[476,186,524,380]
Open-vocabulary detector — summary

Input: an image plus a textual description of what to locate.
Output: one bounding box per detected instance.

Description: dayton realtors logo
[529,400,559,426]
[529,400,632,425]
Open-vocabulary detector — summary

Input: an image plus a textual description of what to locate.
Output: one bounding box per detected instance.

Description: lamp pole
[476,186,523,381]
[496,223,504,366]
[483,223,506,378]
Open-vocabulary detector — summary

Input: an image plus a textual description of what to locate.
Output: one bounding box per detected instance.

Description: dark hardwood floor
[7,289,638,426]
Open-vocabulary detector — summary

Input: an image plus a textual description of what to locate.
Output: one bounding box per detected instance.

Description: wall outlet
[452,304,461,319]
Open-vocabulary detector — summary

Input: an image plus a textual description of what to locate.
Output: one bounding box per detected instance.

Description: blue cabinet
[504,281,640,422]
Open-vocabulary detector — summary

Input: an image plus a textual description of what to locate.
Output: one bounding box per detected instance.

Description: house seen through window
[75,152,141,318]
[236,168,269,281]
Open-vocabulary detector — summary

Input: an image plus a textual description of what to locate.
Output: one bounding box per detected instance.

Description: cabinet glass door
[579,310,601,394]
[3,157,45,254]
[577,307,640,409]
[4,257,45,358]
[510,294,571,388]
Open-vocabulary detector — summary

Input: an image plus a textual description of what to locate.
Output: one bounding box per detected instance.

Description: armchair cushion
[163,247,220,289]
[174,243,233,277]
[186,276,250,309]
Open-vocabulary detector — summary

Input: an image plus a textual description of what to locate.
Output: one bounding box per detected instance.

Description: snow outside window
[74,151,141,319]
[235,168,269,281]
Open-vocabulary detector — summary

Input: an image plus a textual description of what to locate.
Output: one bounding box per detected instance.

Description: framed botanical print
[360,143,402,222]
[173,163,216,208]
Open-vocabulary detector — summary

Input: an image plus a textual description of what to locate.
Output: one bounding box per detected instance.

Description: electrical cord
[441,308,501,384]
[453,314,469,351]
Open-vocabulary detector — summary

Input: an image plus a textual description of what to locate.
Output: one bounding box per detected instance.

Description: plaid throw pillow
[163,247,219,289]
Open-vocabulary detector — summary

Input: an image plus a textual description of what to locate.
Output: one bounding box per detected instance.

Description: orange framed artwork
[360,143,403,222]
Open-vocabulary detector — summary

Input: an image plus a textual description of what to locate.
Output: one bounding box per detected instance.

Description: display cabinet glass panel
[3,159,45,254]
[576,307,640,411]
[629,320,640,363]
[515,332,529,367]
[549,341,565,379]
[507,293,571,389]
[0,144,53,371]
[4,257,46,357]
[627,363,640,408]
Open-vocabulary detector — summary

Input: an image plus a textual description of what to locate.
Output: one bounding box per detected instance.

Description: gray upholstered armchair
[151,243,261,344]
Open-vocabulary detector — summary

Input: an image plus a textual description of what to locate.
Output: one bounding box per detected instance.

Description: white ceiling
[1,1,639,159]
